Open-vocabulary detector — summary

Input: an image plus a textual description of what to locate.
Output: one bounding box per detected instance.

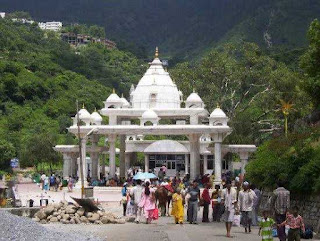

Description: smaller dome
[120,95,130,108]
[142,109,158,119]
[186,92,203,103]
[78,108,91,120]
[210,107,227,118]
[106,93,121,103]
[91,111,103,123]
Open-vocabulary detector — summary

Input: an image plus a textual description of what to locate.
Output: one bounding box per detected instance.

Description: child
[279,206,305,241]
[171,188,184,224]
[259,210,276,241]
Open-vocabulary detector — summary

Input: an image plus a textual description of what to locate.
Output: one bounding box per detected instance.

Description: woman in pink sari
[138,181,156,224]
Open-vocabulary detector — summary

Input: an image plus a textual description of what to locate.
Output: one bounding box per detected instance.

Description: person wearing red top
[279,206,305,241]
[201,183,211,222]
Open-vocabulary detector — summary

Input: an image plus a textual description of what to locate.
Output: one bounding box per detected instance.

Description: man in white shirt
[130,179,144,223]
[239,181,257,233]
[221,180,238,238]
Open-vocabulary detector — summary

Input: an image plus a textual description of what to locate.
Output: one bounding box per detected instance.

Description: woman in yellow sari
[171,188,184,224]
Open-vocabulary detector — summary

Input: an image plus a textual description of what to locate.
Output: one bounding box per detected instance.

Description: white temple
[54,47,256,186]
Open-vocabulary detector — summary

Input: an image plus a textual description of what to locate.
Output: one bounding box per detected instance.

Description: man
[272,181,290,241]
[239,181,257,233]
[186,180,200,224]
[251,184,261,226]
[130,179,144,223]
[40,173,46,190]
[158,168,165,182]
[221,179,238,238]
[49,174,56,191]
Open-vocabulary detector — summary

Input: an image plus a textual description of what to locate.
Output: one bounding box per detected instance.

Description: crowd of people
[120,171,308,241]
[39,173,75,193]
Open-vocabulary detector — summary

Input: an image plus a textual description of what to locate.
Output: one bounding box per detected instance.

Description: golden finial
[121,93,124,98]
[82,103,85,109]
[155,46,159,58]
[112,88,115,94]
[216,103,220,108]
[193,87,196,93]
[94,107,97,112]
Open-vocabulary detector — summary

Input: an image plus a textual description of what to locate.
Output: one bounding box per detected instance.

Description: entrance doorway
[166,160,176,176]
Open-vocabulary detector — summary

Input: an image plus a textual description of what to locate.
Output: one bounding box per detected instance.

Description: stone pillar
[70,154,78,177]
[62,154,71,180]
[108,134,117,178]
[144,154,149,173]
[101,153,106,178]
[240,152,249,175]
[90,136,99,180]
[214,142,222,185]
[190,115,199,125]
[125,153,131,178]
[203,154,208,175]
[119,135,126,179]
[189,134,200,181]
[76,138,88,188]
[185,154,189,174]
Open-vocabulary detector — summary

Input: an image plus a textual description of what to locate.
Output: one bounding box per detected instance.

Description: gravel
[0,210,104,241]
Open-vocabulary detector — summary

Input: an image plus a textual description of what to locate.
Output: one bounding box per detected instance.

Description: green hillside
[0,18,142,169]
[1,0,320,60]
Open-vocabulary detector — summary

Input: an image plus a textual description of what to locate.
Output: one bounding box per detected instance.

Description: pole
[76,100,85,198]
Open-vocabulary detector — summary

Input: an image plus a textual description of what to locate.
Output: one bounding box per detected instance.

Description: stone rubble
[33,200,126,225]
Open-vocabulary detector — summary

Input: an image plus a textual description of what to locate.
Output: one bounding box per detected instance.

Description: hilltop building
[61,32,116,49]
[38,21,62,31]
[54,47,256,186]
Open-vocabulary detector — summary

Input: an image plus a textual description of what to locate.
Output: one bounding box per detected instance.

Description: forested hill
[1,0,320,59]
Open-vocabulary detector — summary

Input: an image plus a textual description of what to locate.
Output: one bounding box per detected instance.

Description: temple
[54,47,256,186]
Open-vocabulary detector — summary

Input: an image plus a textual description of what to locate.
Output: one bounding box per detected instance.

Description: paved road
[46,217,262,241]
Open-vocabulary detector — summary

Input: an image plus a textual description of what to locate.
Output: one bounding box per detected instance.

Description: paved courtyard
[15,183,319,241]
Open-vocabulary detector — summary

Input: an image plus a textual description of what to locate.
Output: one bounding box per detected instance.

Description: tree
[0,140,16,170]
[300,19,320,109]
[89,25,105,38]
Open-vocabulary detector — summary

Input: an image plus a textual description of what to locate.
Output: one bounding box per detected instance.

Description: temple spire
[155,46,159,58]
[82,103,85,109]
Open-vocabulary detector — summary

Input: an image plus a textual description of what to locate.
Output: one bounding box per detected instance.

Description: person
[279,206,305,241]
[221,179,238,238]
[67,176,73,192]
[201,183,211,222]
[158,168,165,182]
[40,173,46,190]
[250,183,261,225]
[44,176,49,191]
[130,179,144,223]
[212,184,222,222]
[49,174,55,191]
[186,180,200,224]
[259,210,276,241]
[171,188,184,224]
[271,181,290,241]
[55,175,61,191]
[138,181,156,224]
[239,181,257,233]
[121,183,128,216]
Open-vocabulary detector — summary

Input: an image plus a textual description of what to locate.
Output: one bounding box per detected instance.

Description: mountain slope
[1,0,320,59]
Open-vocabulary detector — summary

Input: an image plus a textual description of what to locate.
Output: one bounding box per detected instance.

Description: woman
[121,183,128,216]
[171,188,184,224]
[212,184,222,222]
[201,183,211,222]
[138,181,156,224]
[67,176,73,192]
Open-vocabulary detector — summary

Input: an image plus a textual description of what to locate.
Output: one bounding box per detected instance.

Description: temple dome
[106,93,121,103]
[210,107,227,118]
[142,109,158,119]
[131,47,180,109]
[186,92,203,103]
[120,95,130,108]
[104,89,122,108]
[91,110,103,125]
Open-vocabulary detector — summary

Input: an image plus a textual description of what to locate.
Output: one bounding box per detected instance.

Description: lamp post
[76,100,99,198]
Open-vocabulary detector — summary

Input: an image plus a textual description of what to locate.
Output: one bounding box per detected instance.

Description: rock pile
[33,201,125,225]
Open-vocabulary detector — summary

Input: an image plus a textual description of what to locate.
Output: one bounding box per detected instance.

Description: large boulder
[76,207,85,217]
[52,212,59,217]
[100,216,111,224]
[88,213,100,223]
[65,205,77,214]
[86,212,93,218]
[74,217,81,224]
[32,217,40,222]
[35,210,47,220]
[50,217,58,222]
[43,205,55,215]
[114,219,126,224]
[80,216,89,223]
[62,214,70,220]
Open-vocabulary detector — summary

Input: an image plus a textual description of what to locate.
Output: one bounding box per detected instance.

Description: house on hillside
[61,32,116,49]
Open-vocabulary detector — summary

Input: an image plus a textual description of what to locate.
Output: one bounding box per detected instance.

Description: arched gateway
[54,48,256,187]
